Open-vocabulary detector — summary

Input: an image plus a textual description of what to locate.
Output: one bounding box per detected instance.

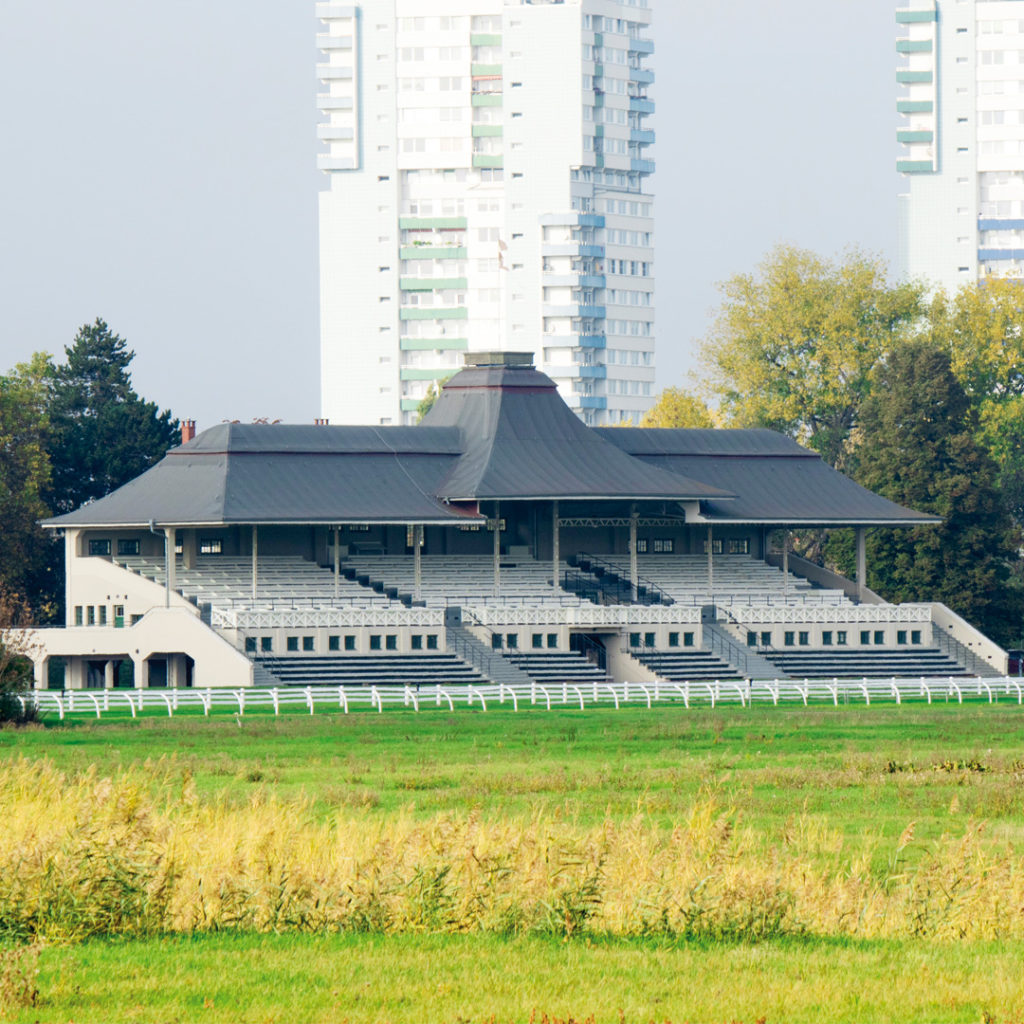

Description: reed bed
[1,758,1022,944]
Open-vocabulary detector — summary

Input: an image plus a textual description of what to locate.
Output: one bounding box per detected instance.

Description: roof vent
[464,351,535,369]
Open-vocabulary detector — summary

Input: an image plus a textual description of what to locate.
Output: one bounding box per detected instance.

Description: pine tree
[848,340,1023,646]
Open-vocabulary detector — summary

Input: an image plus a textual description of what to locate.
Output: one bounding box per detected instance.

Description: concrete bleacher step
[763,648,969,678]
[253,653,487,688]
[504,652,607,684]
[632,650,743,682]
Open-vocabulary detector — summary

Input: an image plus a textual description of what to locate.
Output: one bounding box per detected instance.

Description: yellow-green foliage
[1,758,1023,944]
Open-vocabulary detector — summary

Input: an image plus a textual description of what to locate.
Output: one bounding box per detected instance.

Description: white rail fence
[24,676,1024,721]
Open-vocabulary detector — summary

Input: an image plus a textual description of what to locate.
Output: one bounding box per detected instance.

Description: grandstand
[29,352,1008,692]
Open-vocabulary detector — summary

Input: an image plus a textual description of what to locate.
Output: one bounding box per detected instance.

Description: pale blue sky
[0,2,900,427]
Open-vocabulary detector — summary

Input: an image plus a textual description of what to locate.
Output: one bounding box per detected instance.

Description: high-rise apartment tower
[317,1,655,425]
[897,0,1024,290]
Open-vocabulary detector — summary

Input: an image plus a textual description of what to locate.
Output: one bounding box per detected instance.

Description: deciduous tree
[640,387,715,429]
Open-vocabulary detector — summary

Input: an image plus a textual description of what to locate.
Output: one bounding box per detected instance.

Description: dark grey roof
[420,365,734,502]
[43,425,476,528]
[597,428,940,526]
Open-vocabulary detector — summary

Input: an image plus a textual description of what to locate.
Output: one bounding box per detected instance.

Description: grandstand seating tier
[631,650,743,682]
[503,651,608,684]
[762,648,968,678]
[253,653,487,688]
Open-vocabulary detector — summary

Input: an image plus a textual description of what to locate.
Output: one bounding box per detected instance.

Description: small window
[635,538,648,553]
[287,637,299,652]
[669,631,680,648]
[88,539,111,557]
[798,631,809,646]
[245,637,256,653]
[822,631,833,646]
[652,538,674,554]
[874,630,884,645]
[506,633,518,649]
[329,635,340,651]
[760,631,771,647]
[74,606,83,626]
[546,633,557,649]
[837,630,847,646]
[345,635,357,651]
[491,634,503,650]
[426,634,438,650]
[411,634,423,650]
[302,636,315,652]
[98,606,107,627]
[385,635,397,651]
[860,630,871,645]
[644,631,655,648]
[261,636,273,653]
[87,606,96,626]
[911,630,922,645]
[897,630,907,645]
[130,614,143,626]
[746,631,757,647]
[784,631,795,647]
[702,539,724,554]
[684,632,695,647]
[199,538,223,555]
[727,538,750,554]
[370,635,382,651]
[532,633,543,649]
[117,539,140,557]
[629,632,640,648]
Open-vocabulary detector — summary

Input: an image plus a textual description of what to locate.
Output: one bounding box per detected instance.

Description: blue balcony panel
[630,159,655,174]
[579,396,608,410]
[979,248,1024,261]
[629,97,655,114]
[578,365,607,379]
[979,219,1024,231]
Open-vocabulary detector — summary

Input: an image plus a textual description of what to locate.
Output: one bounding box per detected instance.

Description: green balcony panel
[896,70,933,83]
[400,277,468,291]
[897,159,934,173]
[400,367,457,381]
[400,337,469,351]
[400,399,421,412]
[399,307,469,321]
[399,216,468,230]
[471,63,502,77]
[897,100,933,113]
[472,154,504,168]
[400,246,468,260]
[896,10,937,22]
[471,94,502,107]
[470,33,501,46]
[897,129,934,143]
[472,125,503,137]
[593,33,603,48]
[896,39,933,52]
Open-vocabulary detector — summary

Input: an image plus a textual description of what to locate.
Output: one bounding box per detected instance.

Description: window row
[74,604,136,627]
[629,631,694,648]
[245,633,440,654]
[746,629,923,648]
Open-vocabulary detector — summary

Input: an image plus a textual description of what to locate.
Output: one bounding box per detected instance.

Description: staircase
[254,653,486,687]
[564,554,673,606]
[445,623,533,686]
[703,621,782,679]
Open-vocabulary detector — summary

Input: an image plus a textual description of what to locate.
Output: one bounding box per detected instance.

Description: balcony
[545,304,606,318]
[631,158,655,174]
[543,334,607,350]
[399,308,469,321]
[317,65,354,81]
[896,129,933,143]
[470,33,502,46]
[317,155,357,171]
[627,37,655,55]
[630,128,656,145]
[400,277,469,291]
[400,245,468,260]
[317,96,354,110]
[629,97,655,114]
[896,39,932,52]
[471,93,502,107]
[472,154,504,168]
[578,365,608,379]
[471,63,502,77]
[317,125,354,141]
[897,100,933,113]
[317,34,353,49]
[399,216,468,230]
[540,242,605,258]
[400,337,469,351]
[896,70,933,84]
[629,68,655,84]
[896,159,934,173]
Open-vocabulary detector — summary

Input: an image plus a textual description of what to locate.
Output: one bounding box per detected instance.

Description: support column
[706,525,714,597]
[782,530,790,598]
[414,524,423,602]
[64,529,79,626]
[33,656,47,692]
[164,527,176,607]
[333,526,340,600]
[856,526,867,602]
[182,529,197,570]
[629,505,639,602]
[251,525,258,602]
[104,660,115,690]
[551,501,560,591]
[492,502,501,599]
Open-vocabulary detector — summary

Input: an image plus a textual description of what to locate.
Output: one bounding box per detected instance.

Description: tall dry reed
[0,759,1021,942]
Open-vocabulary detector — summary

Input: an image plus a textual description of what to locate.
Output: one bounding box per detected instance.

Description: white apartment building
[897,0,1024,291]
[317,0,656,426]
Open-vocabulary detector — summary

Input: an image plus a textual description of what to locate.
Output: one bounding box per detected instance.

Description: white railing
[28,676,1024,720]
[467,604,701,627]
[211,606,446,630]
[729,604,932,626]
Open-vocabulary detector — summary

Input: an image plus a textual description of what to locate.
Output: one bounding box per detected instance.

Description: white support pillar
[706,525,714,597]
[64,529,79,626]
[856,526,867,602]
[492,502,501,599]
[33,656,47,692]
[414,524,423,602]
[629,506,639,602]
[782,531,790,597]
[164,527,176,607]
[333,526,340,600]
[552,501,560,591]
[104,660,115,691]
[251,525,258,602]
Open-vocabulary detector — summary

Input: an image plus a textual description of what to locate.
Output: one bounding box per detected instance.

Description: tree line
[0,319,179,625]
[641,245,1024,647]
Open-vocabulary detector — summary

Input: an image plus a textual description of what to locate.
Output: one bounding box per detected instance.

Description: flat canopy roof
[43,363,939,531]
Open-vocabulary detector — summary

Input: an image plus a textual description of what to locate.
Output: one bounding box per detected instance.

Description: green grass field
[2,702,1024,1022]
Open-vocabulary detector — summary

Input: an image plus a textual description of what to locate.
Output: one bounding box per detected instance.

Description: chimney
[314,418,329,425]
[181,419,197,444]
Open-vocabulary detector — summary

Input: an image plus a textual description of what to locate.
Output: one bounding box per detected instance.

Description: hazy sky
[0,1,900,428]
